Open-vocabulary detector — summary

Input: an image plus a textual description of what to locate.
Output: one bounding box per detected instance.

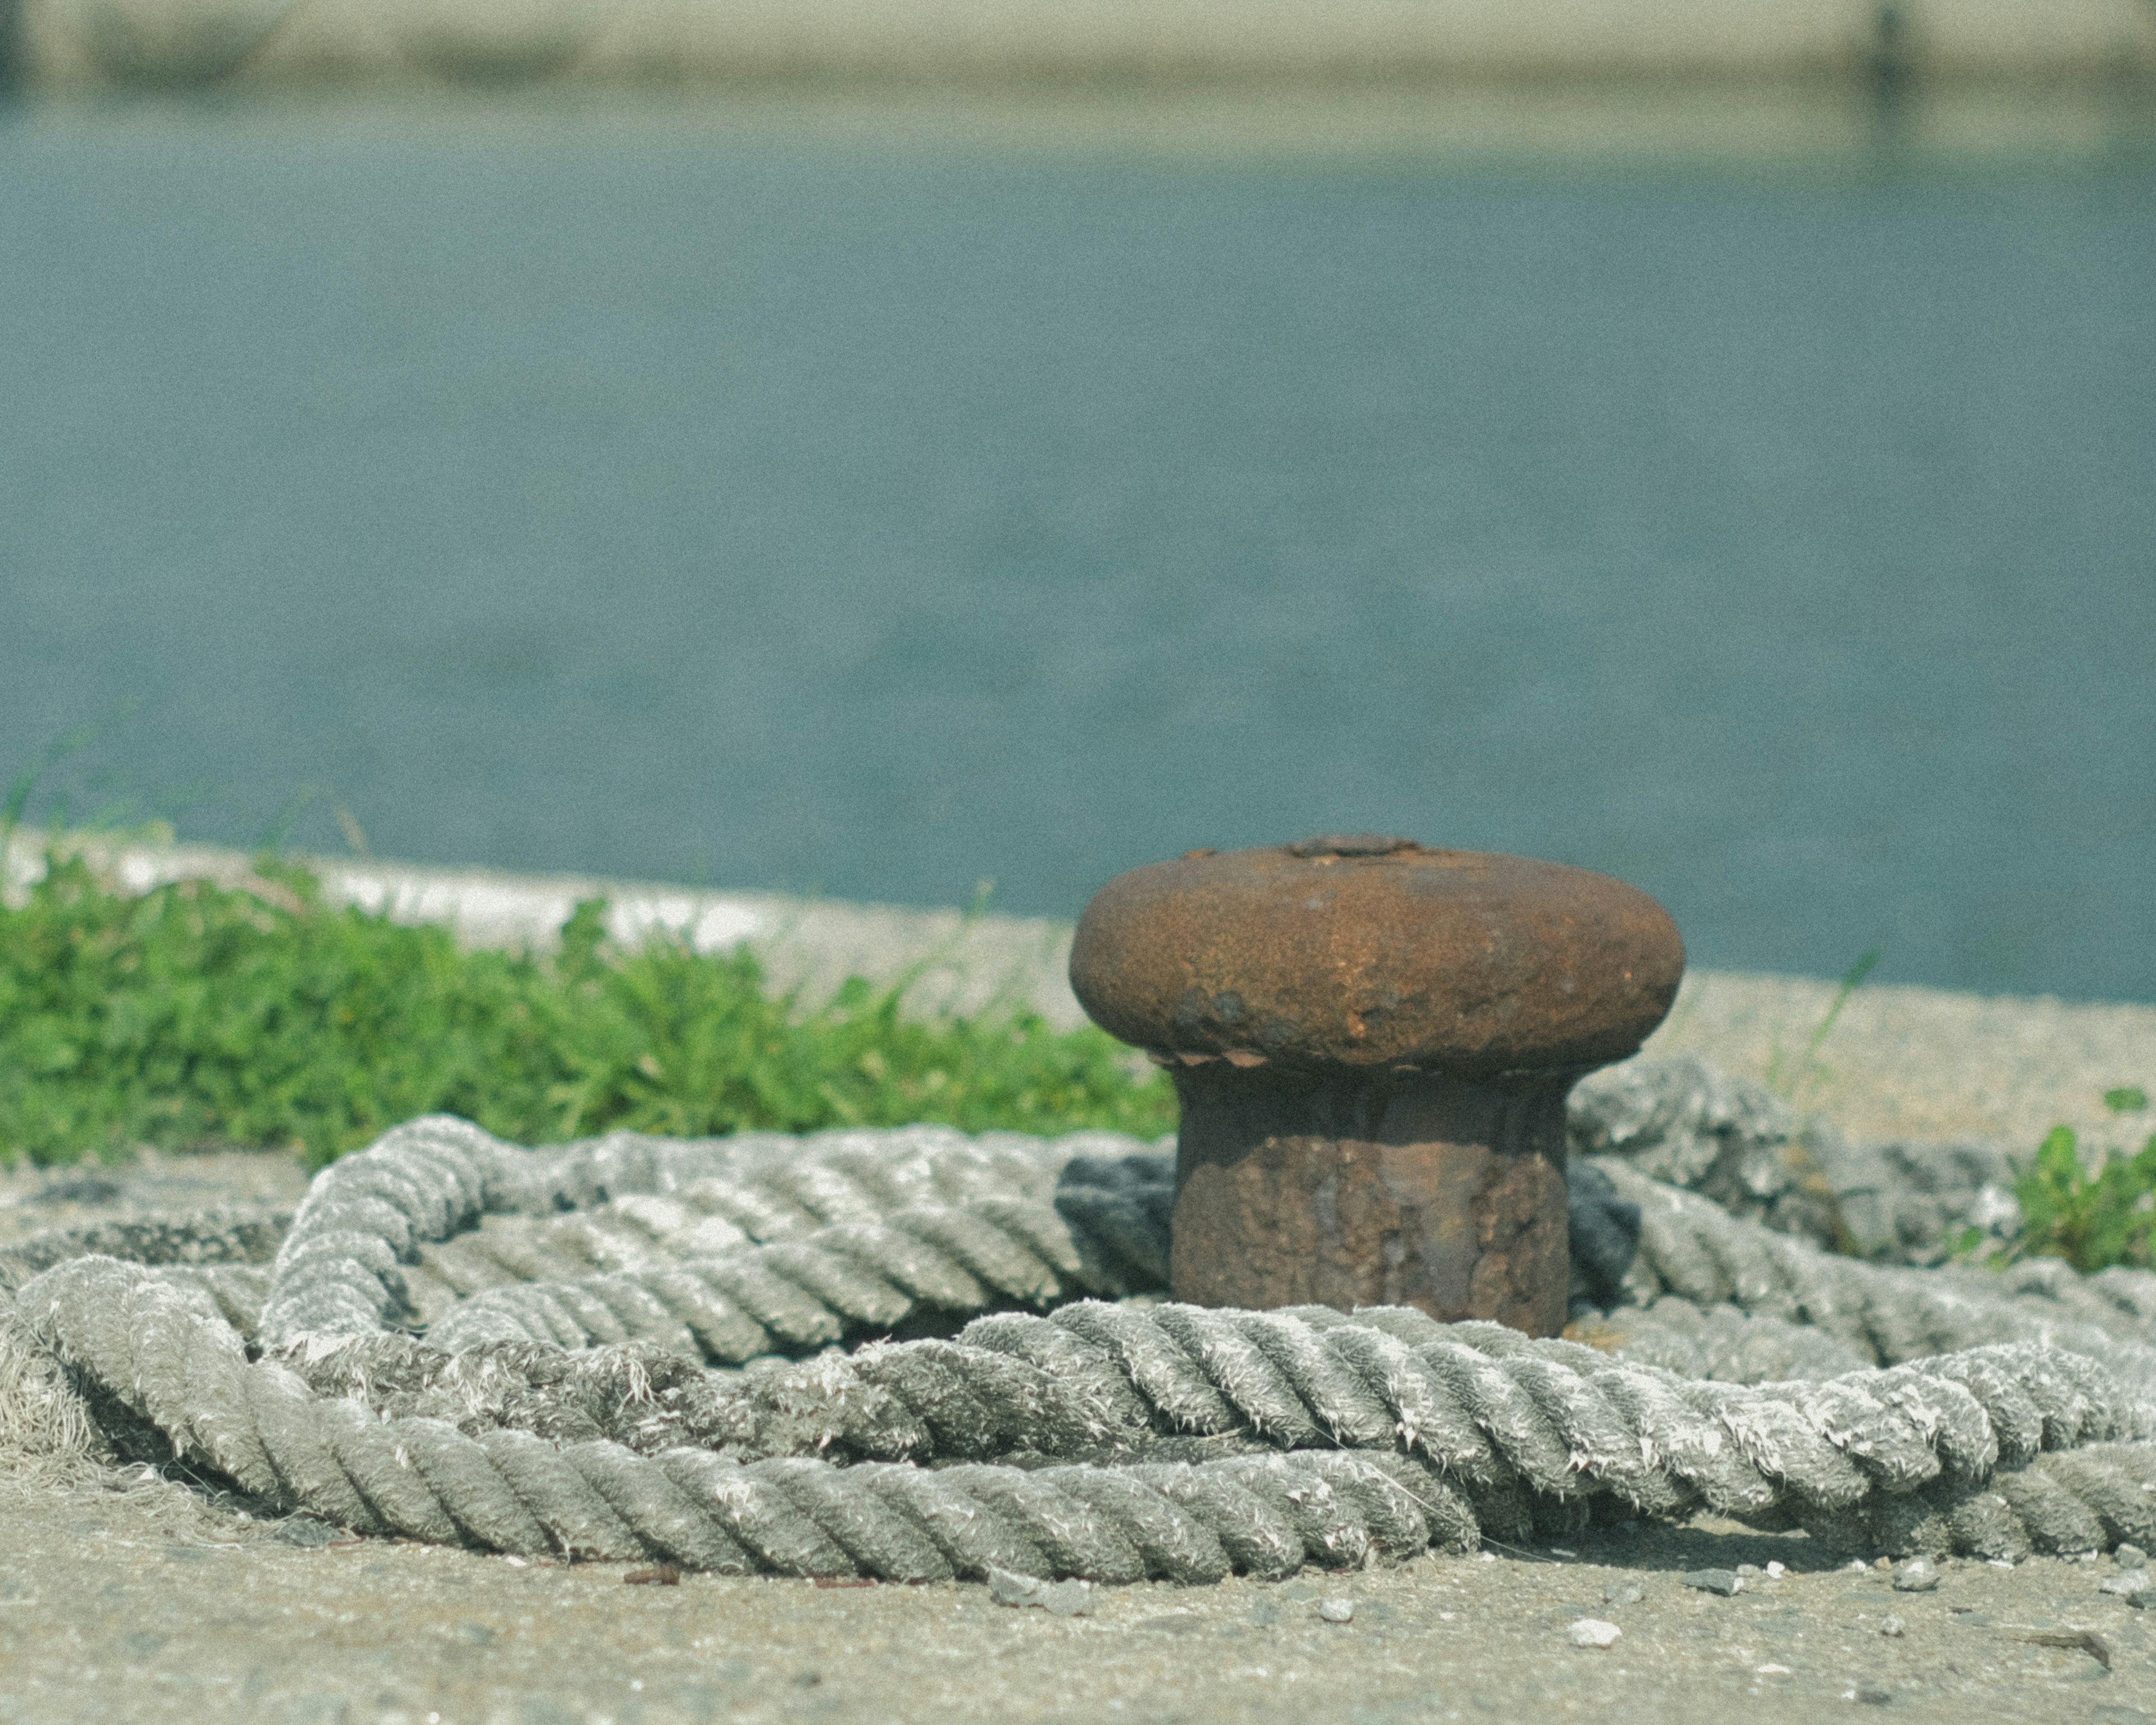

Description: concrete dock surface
[1,1479,2150,1725]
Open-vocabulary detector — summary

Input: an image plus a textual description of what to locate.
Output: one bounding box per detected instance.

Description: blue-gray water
[3,99,2152,1002]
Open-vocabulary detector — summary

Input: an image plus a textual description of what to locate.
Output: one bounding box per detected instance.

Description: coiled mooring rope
[12,1096,2156,1581]
[256,1117,1172,1351]
[1587,1157,2156,1389]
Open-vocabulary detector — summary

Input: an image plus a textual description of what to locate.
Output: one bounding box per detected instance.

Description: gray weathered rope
[20,1098,2156,1582]
[24,1252,2156,1573]
[421,1195,1166,1361]
[23,1256,1468,1582]
[258,1116,1170,1352]
[1567,1053,2021,1263]
[272,1116,2156,1405]
[1567,1297,1876,1384]
[1587,1157,2156,1391]
[1801,1440,2156,1561]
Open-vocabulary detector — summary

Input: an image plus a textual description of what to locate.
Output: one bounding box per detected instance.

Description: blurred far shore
[4,0,2154,104]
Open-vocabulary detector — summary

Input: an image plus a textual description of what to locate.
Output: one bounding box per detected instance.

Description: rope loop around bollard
[10,1112,2156,1583]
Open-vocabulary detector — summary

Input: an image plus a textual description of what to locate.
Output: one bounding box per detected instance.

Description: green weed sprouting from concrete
[1765,942,1884,1105]
[1957,1086,2156,1273]
[0,848,1174,1169]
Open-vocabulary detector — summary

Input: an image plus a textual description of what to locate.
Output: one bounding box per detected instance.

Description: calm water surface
[2,97,2152,1000]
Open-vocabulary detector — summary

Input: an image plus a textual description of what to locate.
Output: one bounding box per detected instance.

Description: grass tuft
[1959,1086,2156,1273]
[0,848,1173,1169]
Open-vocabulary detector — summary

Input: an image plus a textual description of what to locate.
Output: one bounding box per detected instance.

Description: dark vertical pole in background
[1871,3,1915,104]
[1865,2,1916,158]
[0,0,22,96]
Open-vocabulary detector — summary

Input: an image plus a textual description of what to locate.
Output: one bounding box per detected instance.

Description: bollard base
[1168,1063,1575,1336]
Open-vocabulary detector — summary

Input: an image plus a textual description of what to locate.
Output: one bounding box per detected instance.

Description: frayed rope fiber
[11,1105,2156,1581]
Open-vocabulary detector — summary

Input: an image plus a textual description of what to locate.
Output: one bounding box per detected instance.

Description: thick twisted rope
[258,1116,1170,1352]
[23,1257,1469,1581]
[1587,1157,2156,1391]
[414,1155,1170,1362]
[270,1116,2156,1403]
[25,1253,2156,1571]
[20,1097,2156,1581]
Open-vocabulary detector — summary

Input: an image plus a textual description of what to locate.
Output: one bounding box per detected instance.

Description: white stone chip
[986,1569,1092,1617]
[1568,1619,1621,1649]
[1891,1558,1940,1592]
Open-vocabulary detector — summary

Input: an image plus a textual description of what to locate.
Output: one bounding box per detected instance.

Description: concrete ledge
[8,835,2150,1153]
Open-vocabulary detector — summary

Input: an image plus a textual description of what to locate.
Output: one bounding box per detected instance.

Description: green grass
[1959,1087,2156,1273]
[0,847,1174,1170]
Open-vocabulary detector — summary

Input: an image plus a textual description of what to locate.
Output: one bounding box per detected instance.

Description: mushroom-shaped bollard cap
[1070,837,1684,1081]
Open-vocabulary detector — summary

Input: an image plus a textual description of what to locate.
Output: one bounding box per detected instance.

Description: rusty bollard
[1068,837,1684,1336]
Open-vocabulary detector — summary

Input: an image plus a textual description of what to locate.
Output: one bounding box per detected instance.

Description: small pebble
[1874,1557,1894,1571]
[1880,1615,1906,1637]
[985,1569,1094,1616]
[1040,1580,1093,1618]
[987,1568,1044,1608]
[1765,1561,1786,1580]
[1892,1558,1940,1593]
[1681,1568,1743,1596]
[2099,1568,2152,1598]
[2118,1544,2150,1568]
[1735,1563,1762,1578]
[1568,1619,1621,1649]
[1317,1598,1355,1624]
[1601,1581,1645,1607]
[987,1578,1095,1621]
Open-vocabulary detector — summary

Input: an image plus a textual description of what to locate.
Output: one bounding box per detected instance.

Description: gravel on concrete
[1,1490,2149,1725]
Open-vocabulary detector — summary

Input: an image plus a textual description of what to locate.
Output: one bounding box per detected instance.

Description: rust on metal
[1068,836,1682,1080]
[1069,837,1684,1336]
